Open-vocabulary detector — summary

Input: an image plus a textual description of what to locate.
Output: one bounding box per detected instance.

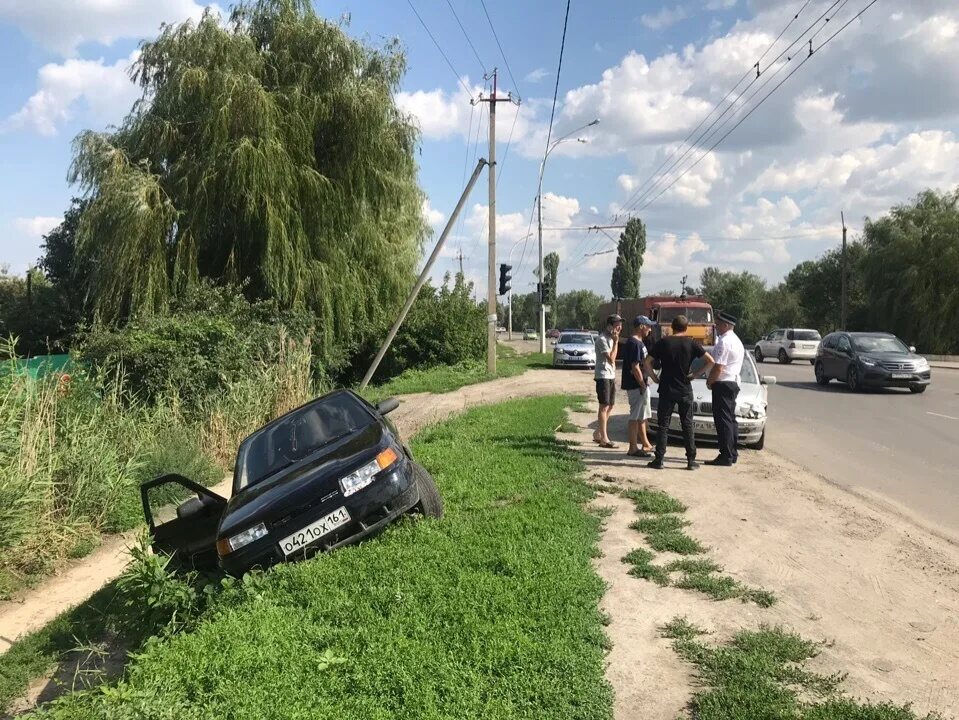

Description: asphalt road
[761,359,959,539]
[505,337,959,537]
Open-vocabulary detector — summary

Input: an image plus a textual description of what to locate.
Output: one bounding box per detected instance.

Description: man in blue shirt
[622,315,656,457]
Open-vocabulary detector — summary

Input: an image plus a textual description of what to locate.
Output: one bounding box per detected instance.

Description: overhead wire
[405,0,474,97]
[444,0,488,73]
[478,0,523,100]
[617,0,843,218]
[632,0,878,215]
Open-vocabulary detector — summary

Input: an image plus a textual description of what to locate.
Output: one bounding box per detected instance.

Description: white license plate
[280,506,351,556]
[693,421,713,431]
[891,373,912,379]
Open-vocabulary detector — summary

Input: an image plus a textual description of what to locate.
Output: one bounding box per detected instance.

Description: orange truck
[596,294,716,345]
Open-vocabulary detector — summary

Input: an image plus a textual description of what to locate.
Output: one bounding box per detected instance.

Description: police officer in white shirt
[705,311,745,466]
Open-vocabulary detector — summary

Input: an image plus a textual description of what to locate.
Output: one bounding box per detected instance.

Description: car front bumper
[553,354,595,368]
[219,462,420,576]
[649,413,766,445]
[859,368,931,387]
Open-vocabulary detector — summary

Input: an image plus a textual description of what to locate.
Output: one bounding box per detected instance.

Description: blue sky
[2,1,959,299]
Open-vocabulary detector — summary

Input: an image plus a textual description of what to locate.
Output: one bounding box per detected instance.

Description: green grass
[622,548,670,586]
[630,515,707,555]
[620,487,687,515]
[660,618,941,720]
[363,345,552,402]
[22,397,613,719]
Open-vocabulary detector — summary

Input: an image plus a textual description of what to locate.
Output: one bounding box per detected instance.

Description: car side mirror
[376,397,400,416]
[909,345,916,353]
[761,376,777,385]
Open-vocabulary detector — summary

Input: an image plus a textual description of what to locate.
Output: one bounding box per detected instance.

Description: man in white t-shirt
[593,314,623,448]
[705,310,745,466]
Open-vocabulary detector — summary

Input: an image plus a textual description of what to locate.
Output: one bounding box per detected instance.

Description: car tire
[754,347,764,363]
[778,349,791,364]
[809,359,815,365]
[747,428,765,450]
[815,362,829,385]
[909,385,927,394]
[411,463,444,519]
[846,366,861,393]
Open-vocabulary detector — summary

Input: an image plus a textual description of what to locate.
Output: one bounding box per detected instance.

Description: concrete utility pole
[478,70,520,374]
[841,211,848,331]
[359,159,488,390]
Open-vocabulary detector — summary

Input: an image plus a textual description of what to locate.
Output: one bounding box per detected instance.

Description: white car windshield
[559,334,592,345]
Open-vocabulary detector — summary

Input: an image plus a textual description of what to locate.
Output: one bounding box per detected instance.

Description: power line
[496,104,521,189]
[444,0,487,74]
[633,0,878,215]
[406,0,474,97]
[478,0,522,100]
[542,0,572,160]
[617,0,842,218]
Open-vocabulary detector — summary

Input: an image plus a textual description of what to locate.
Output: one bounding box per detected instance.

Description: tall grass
[0,337,318,597]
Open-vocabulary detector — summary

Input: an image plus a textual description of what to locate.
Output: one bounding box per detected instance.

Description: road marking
[926,411,958,421]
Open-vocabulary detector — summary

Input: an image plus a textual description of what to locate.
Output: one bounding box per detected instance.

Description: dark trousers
[656,392,696,461]
[711,381,740,462]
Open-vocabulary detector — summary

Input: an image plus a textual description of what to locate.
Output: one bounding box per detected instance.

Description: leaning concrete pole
[359,158,489,391]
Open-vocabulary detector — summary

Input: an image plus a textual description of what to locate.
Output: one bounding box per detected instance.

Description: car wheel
[846,366,861,392]
[814,362,829,385]
[909,385,927,394]
[411,463,444,519]
[754,347,763,363]
[747,428,765,450]
[778,349,791,364]
[809,359,815,365]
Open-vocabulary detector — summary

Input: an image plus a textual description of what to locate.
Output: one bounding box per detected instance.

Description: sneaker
[704,456,733,467]
[647,458,664,470]
[686,460,700,471]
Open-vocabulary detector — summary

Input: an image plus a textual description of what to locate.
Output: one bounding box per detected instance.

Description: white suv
[755,328,822,364]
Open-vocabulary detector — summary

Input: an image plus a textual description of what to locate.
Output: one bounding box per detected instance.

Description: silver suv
[755,328,822,365]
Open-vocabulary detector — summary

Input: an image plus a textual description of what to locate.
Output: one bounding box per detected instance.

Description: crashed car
[141,390,442,575]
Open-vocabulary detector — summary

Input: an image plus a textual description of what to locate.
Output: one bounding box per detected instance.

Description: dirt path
[0,369,586,655]
[568,403,959,719]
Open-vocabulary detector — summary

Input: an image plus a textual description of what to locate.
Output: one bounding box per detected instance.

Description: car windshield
[235,393,374,490]
[789,330,821,341]
[658,307,713,323]
[559,334,592,345]
[690,352,759,385]
[851,335,909,353]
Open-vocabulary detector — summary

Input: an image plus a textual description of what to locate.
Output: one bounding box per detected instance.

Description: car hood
[556,343,595,352]
[220,422,388,537]
[648,378,766,409]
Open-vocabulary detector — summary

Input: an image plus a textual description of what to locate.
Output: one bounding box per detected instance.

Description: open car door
[141,474,228,570]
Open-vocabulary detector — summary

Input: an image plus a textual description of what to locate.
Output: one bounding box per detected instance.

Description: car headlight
[736,403,765,419]
[914,358,929,371]
[554,348,565,354]
[340,448,398,497]
[860,357,877,367]
[221,522,268,554]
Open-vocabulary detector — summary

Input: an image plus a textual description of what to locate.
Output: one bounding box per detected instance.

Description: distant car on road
[755,328,821,365]
[496,326,506,334]
[523,328,538,341]
[648,349,775,449]
[814,332,931,393]
[141,391,442,576]
[546,328,561,339]
[551,332,596,370]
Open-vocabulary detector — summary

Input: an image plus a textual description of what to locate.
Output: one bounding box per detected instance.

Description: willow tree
[69,0,426,359]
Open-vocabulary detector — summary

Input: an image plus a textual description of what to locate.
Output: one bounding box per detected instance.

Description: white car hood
[556,343,595,353]
[648,377,766,410]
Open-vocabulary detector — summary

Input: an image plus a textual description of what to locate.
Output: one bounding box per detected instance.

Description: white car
[648,350,775,450]
[551,332,596,370]
[754,328,822,365]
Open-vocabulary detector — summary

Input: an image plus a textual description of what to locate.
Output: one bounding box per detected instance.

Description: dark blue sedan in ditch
[141,391,442,575]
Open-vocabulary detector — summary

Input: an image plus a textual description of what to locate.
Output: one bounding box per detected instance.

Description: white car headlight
[860,357,877,367]
[339,448,399,497]
[736,403,765,419]
[226,522,268,552]
[915,358,929,370]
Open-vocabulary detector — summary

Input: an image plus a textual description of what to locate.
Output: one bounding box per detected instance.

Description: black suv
[814,332,931,393]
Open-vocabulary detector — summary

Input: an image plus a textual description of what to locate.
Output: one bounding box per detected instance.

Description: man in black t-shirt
[644,315,715,470]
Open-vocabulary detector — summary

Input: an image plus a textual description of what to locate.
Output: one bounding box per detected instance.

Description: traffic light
[498,263,512,295]
[539,279,552,303]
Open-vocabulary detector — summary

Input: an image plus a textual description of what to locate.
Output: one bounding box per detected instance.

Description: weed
[622,548,670,586]
[664,558,722,575]
[557,421,578,433]
[621,487,687,514]
[661,621,938,720]
[630,515,706,555]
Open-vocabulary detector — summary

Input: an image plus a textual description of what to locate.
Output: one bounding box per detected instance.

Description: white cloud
[641,5,690,30]
[14,216,62,238]
[644,232,709,274]
[705,0,736,10]
[2,51,141,135]
[524,68,549,83]
[0,0,217,56]
[422,199,445,229]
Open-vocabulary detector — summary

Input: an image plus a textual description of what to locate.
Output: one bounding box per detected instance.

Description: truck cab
[646,296,715,346]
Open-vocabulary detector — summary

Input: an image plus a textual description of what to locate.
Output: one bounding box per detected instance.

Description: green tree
[510,292,540,331]
[69,0,426,371]
[543,251,559,328]
[611,217,646,299]
[699,267,769,343]
[783,244,868,334]
[556,289,605,328]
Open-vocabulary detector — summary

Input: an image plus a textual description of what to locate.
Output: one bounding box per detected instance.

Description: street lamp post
[537,119,599,353]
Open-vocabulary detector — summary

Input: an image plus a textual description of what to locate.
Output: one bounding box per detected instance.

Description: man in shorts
[622,315,655,457]
[593,314,623,448]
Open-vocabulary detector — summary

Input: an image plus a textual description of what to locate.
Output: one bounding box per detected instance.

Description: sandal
[628,449,651,458]
[599,442,618,449]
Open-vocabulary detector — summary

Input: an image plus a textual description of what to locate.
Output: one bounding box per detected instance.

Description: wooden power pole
[841,211,847,330]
